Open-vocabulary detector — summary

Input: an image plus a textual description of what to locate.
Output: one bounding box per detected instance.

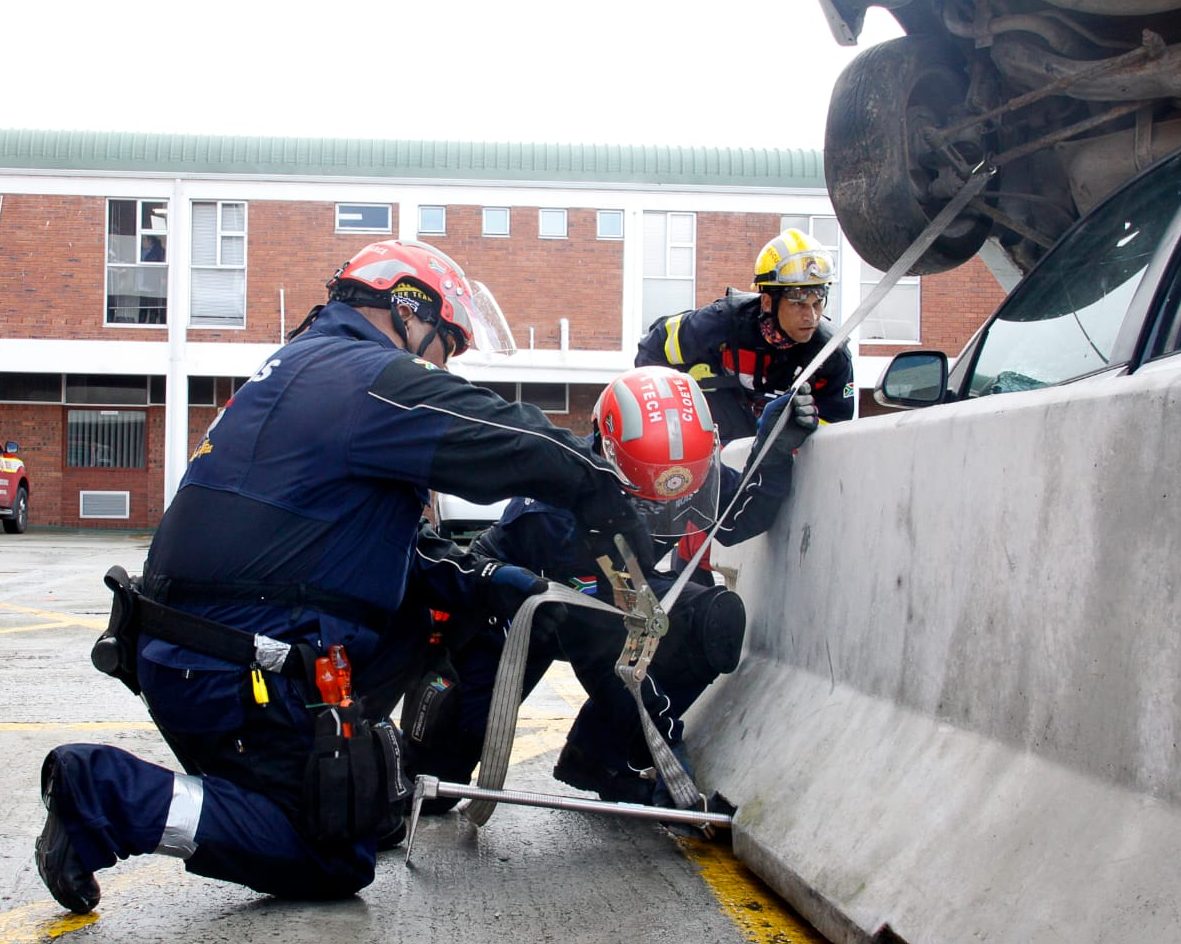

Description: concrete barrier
[689,364,1181,943]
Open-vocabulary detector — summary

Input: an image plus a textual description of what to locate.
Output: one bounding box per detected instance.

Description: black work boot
[553,740,654,805]
[35,755,101,915]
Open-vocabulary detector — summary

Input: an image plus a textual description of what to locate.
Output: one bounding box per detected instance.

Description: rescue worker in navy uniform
[635,227,854,441]
[34,239,653,915]
[635,227,854,583]
[403,365,818,807]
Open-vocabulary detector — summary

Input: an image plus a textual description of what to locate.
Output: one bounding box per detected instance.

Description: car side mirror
[874,351,949,409]
[3,441,18,455]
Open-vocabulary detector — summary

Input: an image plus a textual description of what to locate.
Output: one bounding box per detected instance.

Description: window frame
[335,203,391,234]
[105,197,169,328]
[190,200,248,329]
[597,209,624,240]
[482,207,511,238]
[66,408,147,469]
[418,205,446,236]
[641,211,697,332]
[538,208,568,240]
[857,259,922,344]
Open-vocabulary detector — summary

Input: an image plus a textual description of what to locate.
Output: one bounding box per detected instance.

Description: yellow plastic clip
[250,665,269,706]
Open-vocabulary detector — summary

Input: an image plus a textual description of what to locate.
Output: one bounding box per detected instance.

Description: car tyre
[824,35,994,275]
[3,486,27,534]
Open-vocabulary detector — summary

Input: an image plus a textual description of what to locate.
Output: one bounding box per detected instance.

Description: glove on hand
[574,477,656,573]
[756,382,818,456]
[475,559,566,631]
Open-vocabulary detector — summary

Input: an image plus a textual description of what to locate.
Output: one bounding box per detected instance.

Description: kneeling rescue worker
[402,364,819,808]
[34,239,652,913]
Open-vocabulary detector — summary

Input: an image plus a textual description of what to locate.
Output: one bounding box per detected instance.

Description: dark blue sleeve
[635,302,730,371]
[712,448,792,547]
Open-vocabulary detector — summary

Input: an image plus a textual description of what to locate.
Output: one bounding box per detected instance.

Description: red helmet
[327,239,486,355]
[594,366,718,503]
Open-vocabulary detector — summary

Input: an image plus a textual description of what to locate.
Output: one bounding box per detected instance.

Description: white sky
[1,1,903,151]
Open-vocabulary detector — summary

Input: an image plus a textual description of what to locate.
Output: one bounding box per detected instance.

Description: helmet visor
[447,280,517,356]
[629,452,722,539]
[757,247,837,286]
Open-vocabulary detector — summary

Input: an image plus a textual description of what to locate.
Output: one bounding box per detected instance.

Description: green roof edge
[0,129,826,189]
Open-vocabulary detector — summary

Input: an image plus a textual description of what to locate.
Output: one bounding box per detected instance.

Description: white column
[163,180,191,508]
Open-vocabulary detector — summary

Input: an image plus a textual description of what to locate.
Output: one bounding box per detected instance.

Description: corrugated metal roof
[0,129,825,189]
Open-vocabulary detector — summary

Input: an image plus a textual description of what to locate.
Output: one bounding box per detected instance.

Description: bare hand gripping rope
[405,162,996,863]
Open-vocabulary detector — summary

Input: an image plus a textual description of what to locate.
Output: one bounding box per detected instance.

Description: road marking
[0,602,106,632]
[0,859,181,942]
[677,836,828,943]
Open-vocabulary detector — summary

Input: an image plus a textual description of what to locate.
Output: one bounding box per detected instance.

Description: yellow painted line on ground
[0,858,181,942]
[677,836,828,944]
[0,601,107,632]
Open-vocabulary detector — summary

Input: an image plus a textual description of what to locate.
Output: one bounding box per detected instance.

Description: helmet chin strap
[414,324,443,358]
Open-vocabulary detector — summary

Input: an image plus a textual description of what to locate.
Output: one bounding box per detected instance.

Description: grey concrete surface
[0,531,763,944]
[691,365,1181,943]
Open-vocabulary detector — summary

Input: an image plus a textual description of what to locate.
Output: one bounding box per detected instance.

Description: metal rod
[445,780,733,826]
[405,775,732,866]
[930,35,1161,145]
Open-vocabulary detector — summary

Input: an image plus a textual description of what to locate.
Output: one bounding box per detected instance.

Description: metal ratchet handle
[612,533,668,636]
[612,533,669,680]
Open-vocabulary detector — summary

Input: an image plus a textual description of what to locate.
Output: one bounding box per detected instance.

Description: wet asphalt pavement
[0,530,820,944]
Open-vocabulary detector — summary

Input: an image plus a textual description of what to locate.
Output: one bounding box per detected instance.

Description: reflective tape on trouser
[154,773,204,859]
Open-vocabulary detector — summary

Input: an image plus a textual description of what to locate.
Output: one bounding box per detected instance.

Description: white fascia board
[446,348,635,386]
[0,170,832,217]
[0,338,171,374]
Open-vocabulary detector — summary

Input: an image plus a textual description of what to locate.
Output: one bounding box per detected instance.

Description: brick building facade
[0,131,1005,529]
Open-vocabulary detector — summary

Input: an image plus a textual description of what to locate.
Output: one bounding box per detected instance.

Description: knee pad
[691,588,746,675]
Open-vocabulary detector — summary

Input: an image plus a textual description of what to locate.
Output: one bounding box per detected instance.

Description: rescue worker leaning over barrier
[635,227,854,441]
[33,239,654,915]
[635,227,854,583]
[401,365,819,809]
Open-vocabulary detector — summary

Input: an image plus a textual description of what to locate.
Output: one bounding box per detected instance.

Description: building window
[147,375,216,405]
[642,211,696,331]
[65,374,148,405]
[335,204,391,233]
[67,410,146,468]
[539,208,568,239]
[418,206,446,235]
[481,381,569,414]
[780,214,843,325]
[106,199,168,326]
[858,260,921,342]
[0,372,63,403]
[483,207,510,237]
[597,210,624,239]
[191,201,247,328]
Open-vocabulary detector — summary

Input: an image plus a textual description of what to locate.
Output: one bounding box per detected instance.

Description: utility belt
[93,564,410,844]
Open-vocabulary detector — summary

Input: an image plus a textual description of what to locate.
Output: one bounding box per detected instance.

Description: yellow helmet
[753,228,836,288]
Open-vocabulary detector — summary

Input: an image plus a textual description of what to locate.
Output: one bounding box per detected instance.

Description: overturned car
[820,0,1181,277]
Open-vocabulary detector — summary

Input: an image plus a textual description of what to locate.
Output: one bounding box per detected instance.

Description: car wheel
[3,486,27,534]
[824,35,994,276]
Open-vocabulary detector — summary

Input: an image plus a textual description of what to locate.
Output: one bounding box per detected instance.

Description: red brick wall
[696,213,782,305]
[194,201,402,345]
[0,195,119,341]
[425,207,624,350]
